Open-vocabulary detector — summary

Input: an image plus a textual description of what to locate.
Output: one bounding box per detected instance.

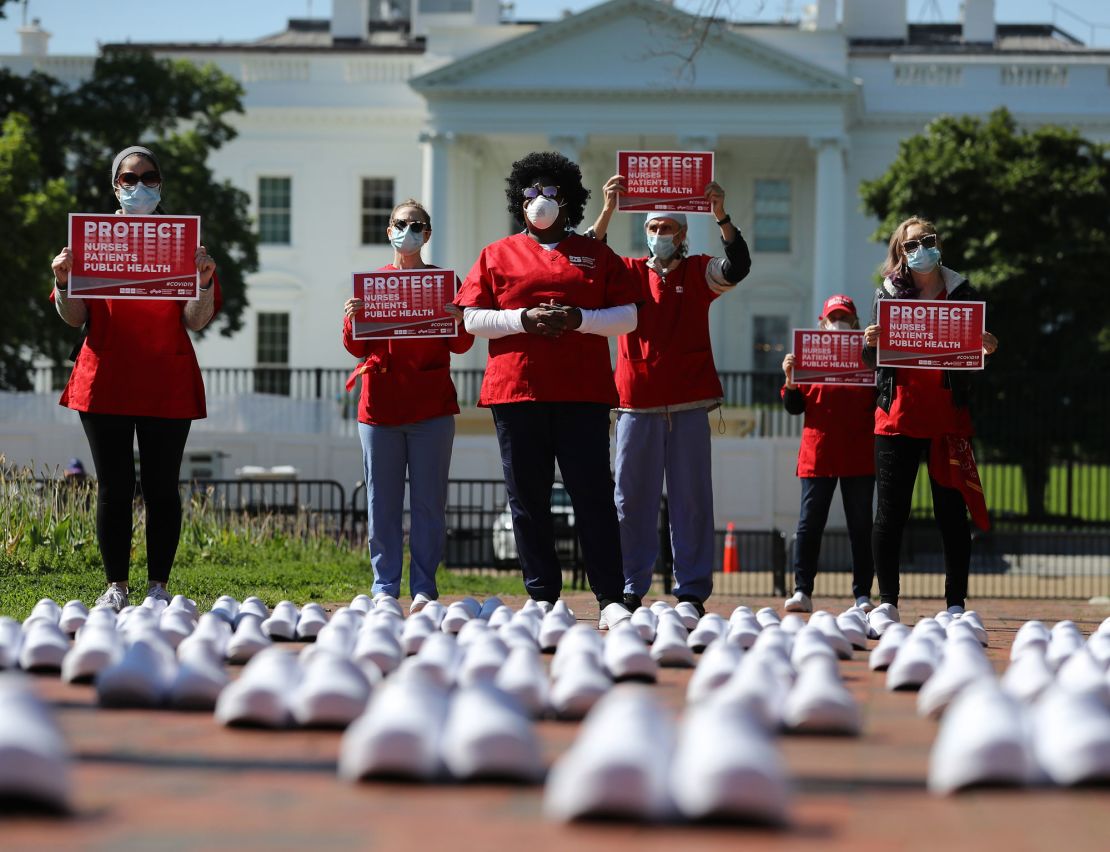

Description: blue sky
[2,0,1108,52]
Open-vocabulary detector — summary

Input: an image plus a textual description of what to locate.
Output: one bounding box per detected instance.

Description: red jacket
[456,233,640,407]
[615,254,723,409]
[782,383,876,478]
[54,278,223,420]
[343,266,473,426]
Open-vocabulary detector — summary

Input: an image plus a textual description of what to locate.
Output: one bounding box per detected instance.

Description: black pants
[79,412,191,585]
[872,434,970,609]
[793,475,875,600]
[491,401,624,604]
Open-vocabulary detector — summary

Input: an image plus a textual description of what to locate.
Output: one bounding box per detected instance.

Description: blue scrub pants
[614,408,716,602]
[358,414,454,599]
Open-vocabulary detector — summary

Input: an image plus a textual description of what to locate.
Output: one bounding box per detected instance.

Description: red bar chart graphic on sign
[616,150,714,214]
[877,299,985,370]
[792,329,875,386]
[351,269,459,340]
[68,213,200,299]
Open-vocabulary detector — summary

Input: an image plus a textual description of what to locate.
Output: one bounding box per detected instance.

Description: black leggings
[79,412,191,585]
[872,434,970,609]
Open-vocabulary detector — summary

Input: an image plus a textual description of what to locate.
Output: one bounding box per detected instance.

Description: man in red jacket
[781,295,876,613]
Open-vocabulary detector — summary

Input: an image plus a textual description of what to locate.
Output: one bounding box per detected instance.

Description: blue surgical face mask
[647,232,678,262]
[906,245,941,274]
[389,224,425,256]
[118,183,161,215]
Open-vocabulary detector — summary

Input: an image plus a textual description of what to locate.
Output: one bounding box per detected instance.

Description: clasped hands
[521,302,582,338]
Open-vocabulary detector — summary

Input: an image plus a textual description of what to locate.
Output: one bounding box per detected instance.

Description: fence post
[771,528,787,596]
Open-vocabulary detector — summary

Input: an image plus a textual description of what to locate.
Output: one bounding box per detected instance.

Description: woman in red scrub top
[49,145,220,612]
[456,151,640,630]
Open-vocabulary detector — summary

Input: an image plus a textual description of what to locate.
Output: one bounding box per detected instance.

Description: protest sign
[616,151,714,214]
[68,213,200,299]
[792,329,875,386]
[351,269,458,340]
[877,299,985,370]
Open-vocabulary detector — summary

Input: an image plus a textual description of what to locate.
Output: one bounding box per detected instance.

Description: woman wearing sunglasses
[862,217,998,627]
[343,199,474,613]
[586,175,751,620]
[49,145,221,612]
[456,151,640,629]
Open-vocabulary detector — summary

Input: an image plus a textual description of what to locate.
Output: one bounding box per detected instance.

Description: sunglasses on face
[902,234,938,253]
[117,170,162,188]
[522,184,560,200]
[392,220,429,233]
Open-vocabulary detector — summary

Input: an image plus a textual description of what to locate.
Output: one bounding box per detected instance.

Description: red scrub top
[456,232,640,407]
[783,383,876,478]
[53,277,222,420]
[343,267,474,426]
[615,254,724,409]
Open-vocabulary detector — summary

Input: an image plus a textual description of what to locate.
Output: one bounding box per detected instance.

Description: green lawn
[911,462,1110,521]
[0,466,522,620]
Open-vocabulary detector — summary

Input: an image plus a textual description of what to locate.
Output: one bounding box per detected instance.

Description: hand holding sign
[51,247,73,286]
[195,245,216,288]
[601,174,626,214]
[704,181,726,221]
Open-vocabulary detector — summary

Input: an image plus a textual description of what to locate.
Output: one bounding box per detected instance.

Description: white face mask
[389,224,424,256]
[525,195,561,230]
[823,319,853,331]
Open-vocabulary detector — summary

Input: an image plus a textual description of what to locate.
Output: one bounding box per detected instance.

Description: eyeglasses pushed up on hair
[522,184,560,200]
[392,220,429,233]
[902,234,938,253]
[116,170,162,188]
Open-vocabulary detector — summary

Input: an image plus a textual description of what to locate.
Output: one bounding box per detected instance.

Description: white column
[420,129,454,268]
[809,136,847,322]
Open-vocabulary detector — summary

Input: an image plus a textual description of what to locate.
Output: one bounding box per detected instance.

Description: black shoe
[677,595,705,618]
[622,593,642,612]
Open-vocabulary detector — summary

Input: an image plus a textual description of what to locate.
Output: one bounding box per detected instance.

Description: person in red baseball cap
[780,294,876,613]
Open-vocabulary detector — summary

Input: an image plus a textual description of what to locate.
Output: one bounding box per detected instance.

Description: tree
[860,108,1110,520]
[0,49,257,389]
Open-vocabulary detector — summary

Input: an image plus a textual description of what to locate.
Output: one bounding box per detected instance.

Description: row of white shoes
[0,675,72,811]
[544,685,791,825]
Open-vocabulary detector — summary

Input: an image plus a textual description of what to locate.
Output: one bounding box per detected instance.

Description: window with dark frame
[258,177,291,245]
[753,179,791,253]
[256,312,290,396]
[361,178,394,245]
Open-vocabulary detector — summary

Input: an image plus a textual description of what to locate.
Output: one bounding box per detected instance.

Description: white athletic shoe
[261,601,299,641]
[440,601,473,634]
[673,601,702,630]
[868,623,910,671]
[1001,650,1056,704]
[401,611,436,656]
[725,612,761,650]
[855,596,875,613]
[441,684,543,782]
[867,602,900,639]
[784,591,812,613]
[94,584,130,614]
[550,625,604,679]
[409,593,433,615]
[598,602,632,631]
[208,595,240,624]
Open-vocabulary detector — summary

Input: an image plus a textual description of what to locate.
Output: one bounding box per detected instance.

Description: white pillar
[420,129,453,268]
[809,136,847,322]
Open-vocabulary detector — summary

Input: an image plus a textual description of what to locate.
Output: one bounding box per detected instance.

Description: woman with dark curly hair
[456,151,640,629]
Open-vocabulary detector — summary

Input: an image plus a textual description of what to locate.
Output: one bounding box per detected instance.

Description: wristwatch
[715,214,731,227]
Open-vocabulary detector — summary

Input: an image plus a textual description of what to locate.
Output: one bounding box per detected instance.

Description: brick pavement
[2,595,1108,852]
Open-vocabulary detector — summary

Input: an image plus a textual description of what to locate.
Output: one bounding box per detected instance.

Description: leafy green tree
[0,49,257,389]
[860,108,1110,519]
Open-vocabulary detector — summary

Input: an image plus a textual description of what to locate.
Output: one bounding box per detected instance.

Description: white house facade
[4,0,1110,527]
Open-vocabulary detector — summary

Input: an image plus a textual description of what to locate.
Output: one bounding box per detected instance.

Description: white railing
[343,58,416,83]
[240,58,311,83]
[1001,65,1069,87]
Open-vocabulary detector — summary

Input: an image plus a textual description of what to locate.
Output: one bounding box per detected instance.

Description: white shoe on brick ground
[867,603,900,639]
[783,591,812,613]
[548,652,611,720]
[441,684,543,782]
[1032,686,1110,786]
[19,622,69,673]
[61,623,123,685]
[96,632,178,708]
[603,624,657,683]
[215,647,300,728]
[226,613,272,664]
[495,645,548,717]
[783,656,861,736]
[0,676,72,811]
[598,602,632,631]
[290,654,372,728]
[686,639,743,705]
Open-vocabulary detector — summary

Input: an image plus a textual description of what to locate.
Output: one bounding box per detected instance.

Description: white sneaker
[885,635,939,692]
[290,654,372,728]
[548,654,611,720]
[687,614,728,653]
[441,685,543,782]
[168,642,230,711]
[867,602,900,639]
[783,656,861,735]
[685,640,743,704]
[598,602,632,631]
[808,611,853,660]
[296,603,328,641]
[550,625,604,679]
[145,583,172,606]
[649,616,695,668]
[409,593,433,615]
[226,613,273,664]
[18,622,69,673]
[603,624,658,683]
[261,601,299,641]
[495,646,548,717]
[0,617,23,670]
[784,591,812,613]
[868,623,910,671]
[855,596,874,613]
[215,647,300,728]
[352,624,403,676]
[61,623,123,684]
[58,601,89,636]
[947,605,965,616]
[457,634,509,688]
[440,601,473,634]
[94,584,130,613]
[917,637,992,718]
[96,633,178,708]
[673,601,702,630]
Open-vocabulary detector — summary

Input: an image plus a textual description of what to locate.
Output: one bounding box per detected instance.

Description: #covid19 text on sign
[616,151,714,214]
[792,329,875,386]
[351,269,458,340]
[68,213,200,299]
[877,299,986,370]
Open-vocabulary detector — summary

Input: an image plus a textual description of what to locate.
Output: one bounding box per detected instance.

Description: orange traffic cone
[722,522,739,574]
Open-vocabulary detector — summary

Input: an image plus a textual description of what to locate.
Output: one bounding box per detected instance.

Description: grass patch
[0,461,523,620]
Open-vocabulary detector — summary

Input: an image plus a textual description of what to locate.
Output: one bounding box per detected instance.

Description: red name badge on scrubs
[352,269,459,340]
[616,150,714,214]
[878,300,985,370]
[792,329,875,386]
[68,213,200,299]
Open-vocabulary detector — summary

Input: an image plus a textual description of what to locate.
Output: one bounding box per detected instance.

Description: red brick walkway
[3,595,1108,852]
